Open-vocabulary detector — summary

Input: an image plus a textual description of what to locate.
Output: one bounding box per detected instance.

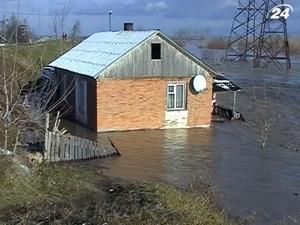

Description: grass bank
[0,157,239,225]
[0,40,72,81]
[0,40,73,148]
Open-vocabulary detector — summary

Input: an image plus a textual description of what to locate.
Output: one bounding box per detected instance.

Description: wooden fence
[44,131,120,162]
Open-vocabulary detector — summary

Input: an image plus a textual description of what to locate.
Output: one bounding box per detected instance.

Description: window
[167,83,186,110]
[151,43,161,60]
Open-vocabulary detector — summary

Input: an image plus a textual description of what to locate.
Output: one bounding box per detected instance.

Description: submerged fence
[44,131,120,162]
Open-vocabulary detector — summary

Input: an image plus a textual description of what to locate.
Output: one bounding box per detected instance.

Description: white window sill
[167,109,187,112]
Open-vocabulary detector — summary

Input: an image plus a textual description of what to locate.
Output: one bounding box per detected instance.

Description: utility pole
[108,10,112,31]
[1,12,6,40]
[2,0,5,38]
[0,19,4,38]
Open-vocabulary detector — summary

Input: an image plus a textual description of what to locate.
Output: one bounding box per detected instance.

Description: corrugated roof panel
[50,30,158,78]
[213,75,241,93]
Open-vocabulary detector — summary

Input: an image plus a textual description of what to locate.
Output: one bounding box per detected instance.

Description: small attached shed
[50,29,217,132]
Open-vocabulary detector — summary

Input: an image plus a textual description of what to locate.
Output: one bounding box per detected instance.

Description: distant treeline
[171,29,300,55]
[290,38,300,55]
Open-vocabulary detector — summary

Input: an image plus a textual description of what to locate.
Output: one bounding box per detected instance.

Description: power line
[0,10,114,32]
[0,11,109,16]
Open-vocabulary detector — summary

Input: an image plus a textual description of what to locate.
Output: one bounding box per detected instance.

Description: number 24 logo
[269,4,294,20]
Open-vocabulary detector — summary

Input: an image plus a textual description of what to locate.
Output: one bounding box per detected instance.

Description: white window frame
[167,83,186,111]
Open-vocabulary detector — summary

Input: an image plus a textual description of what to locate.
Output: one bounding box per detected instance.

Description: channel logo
[268,4,294,20]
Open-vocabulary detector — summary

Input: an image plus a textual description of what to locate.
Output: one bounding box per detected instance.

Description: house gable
[49,30,216,80]
[98,33,214,79]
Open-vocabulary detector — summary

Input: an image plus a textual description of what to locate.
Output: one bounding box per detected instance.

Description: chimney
[124,22,134,31]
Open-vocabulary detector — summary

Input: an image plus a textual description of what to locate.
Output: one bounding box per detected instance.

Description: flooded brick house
[49,25,217,132]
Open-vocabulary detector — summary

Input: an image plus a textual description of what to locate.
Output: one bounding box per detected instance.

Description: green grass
[0,40,73,83]
[0,157,101,210]
[0,157,238,225]
[155,185,232,225]
[3,40,72,64]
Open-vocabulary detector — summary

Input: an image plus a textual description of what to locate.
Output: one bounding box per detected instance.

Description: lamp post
[108,10,112,31]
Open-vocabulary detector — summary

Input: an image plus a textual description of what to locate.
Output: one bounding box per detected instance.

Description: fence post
[55,133,60,162]
[49,132,53,162]
[60,136,65,161]
[70,136,74,161]
[44,113,50,161]
[75,136,79,160]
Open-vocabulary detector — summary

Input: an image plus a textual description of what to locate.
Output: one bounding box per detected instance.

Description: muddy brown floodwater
[63,62,300,225]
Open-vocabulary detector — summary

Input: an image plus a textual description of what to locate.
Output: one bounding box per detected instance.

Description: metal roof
[50,30,159,78]
[213,75,241,93]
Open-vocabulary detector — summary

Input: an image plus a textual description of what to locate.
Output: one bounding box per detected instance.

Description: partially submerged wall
[96,77,212,132]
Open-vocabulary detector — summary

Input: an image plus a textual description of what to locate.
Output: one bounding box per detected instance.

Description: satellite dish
[191,75,207,93]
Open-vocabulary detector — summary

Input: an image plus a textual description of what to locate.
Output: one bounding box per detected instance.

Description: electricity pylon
[225,0,291,69]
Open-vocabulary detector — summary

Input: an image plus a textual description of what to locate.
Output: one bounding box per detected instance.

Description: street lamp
[108,10,112,31]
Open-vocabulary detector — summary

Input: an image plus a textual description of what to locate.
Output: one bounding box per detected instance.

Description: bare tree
[52,13,60,39]
[0,47,38,152]
[230,80,273,150]
[70,20,81,46]
[251,82,273,149]
[50,1,70,53]
[0,42,76,154]
[0,54,76,154]
[59,1,70,54]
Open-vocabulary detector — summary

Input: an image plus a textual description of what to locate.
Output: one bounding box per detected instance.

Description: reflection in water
[163,128,213,185]
[62,62,300,225]
[99,129,166,182]
[85,128,214,185]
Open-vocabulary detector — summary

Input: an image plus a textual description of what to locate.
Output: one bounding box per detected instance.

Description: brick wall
[187,77,213,127]
[96,77,212,132]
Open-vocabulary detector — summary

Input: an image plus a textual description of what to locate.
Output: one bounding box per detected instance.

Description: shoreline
[0,159,241,225]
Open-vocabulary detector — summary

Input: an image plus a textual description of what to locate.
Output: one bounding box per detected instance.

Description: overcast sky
[0,0,299,36]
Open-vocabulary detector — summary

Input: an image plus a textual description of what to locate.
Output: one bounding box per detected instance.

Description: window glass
[167,94,175,109]
[151,43,161,59]
[176,85,184,108]
[168,85,175,93]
